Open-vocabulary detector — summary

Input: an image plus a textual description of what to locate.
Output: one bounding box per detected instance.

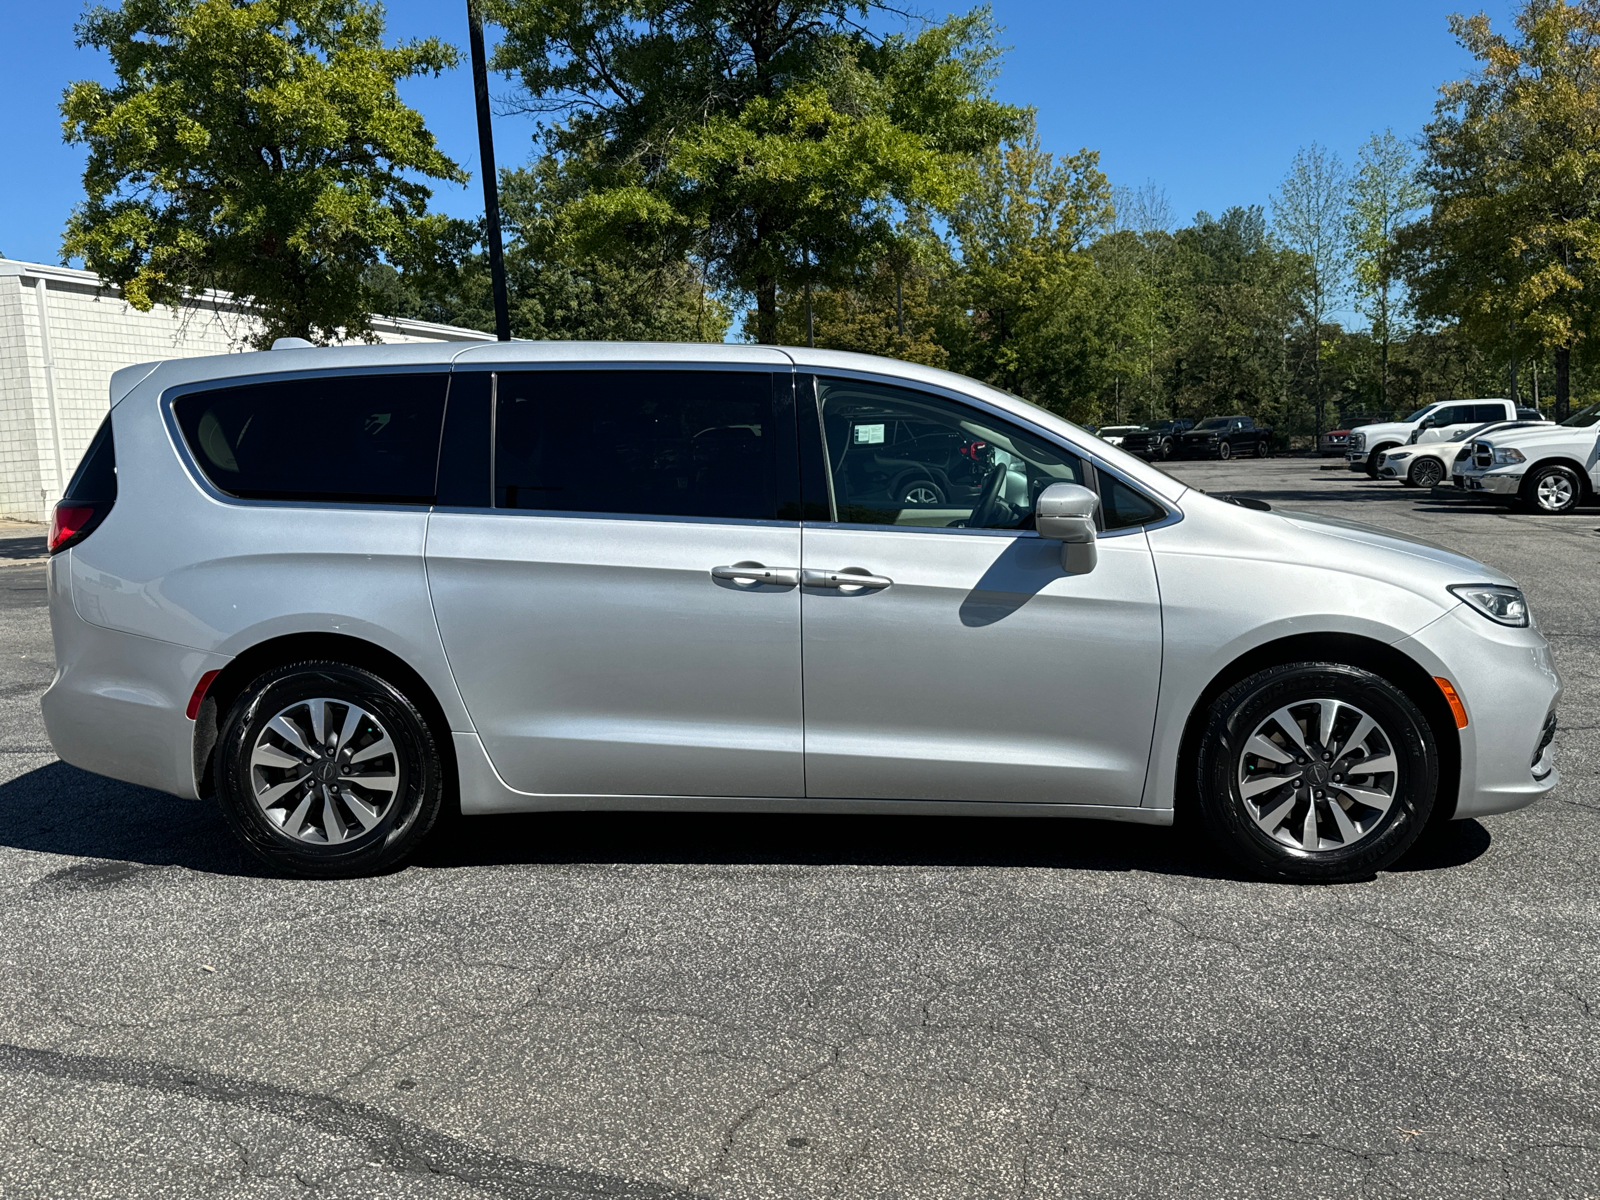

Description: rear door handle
[801,568,893,590]
[711,563,801,586]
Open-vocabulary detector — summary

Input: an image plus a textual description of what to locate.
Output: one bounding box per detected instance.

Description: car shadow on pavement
[0,761,1492,883]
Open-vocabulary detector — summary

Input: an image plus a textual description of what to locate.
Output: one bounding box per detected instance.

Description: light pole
[467,0,511,342]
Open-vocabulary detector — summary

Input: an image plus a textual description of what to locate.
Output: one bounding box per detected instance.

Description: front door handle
[802,568,893,590]
[711,563,801,586]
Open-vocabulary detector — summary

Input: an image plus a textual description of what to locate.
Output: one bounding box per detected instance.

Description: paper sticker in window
[854,423,886,445]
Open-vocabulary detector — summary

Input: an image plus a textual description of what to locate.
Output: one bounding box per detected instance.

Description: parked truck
[1175,415,1273,459]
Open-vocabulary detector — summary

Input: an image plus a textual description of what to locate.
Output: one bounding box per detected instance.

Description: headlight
[1492,447,1526,466]
[1385,450,1412,461]
[1450,584,1530,627]
[1350,433,1366,451]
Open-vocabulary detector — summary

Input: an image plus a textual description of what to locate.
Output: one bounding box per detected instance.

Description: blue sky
[1,0,1517,274]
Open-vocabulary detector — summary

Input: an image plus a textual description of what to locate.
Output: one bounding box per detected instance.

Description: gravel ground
[0,466,1595,1200]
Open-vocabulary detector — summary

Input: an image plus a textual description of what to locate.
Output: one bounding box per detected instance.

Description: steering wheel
[966,464,1008,529]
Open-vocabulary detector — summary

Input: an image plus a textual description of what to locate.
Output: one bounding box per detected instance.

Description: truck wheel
[1195,662,1438,882]
[1253,440,1268,458]
[1219,442,1233,460]
[1520,464,1583,514]
[1365,446,1396,478]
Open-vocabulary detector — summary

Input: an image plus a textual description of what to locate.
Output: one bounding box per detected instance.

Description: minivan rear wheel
[1195,663,1438,882]
[216,660,444,877]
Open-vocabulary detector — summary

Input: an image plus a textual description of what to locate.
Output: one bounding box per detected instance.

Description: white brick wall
[0,259,494,522]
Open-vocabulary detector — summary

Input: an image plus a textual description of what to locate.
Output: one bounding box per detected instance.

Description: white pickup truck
[1346,398,1540,477]
[1456,400,1600,513]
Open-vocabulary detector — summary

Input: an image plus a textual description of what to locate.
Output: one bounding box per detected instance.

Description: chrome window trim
[434,506,799,530]
[160,366,452,512]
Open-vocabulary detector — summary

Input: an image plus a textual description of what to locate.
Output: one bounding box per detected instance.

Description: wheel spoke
[321,792,347,844]
[251,742,304,771]
[1333,714,1376,762]
[341,770,398,797]
[1300,799,1320,851]
[1314,699,1344,751]
[340,788,381,830]
[1327,798,1360,844]
[267,715,316,759]
[1241,769,1300,799]
[1252,791,1298,834]
[1347,752,1398,778]
[307,699,329,750]
[334,704,365,756]
[1245,733,1294,765]
[255,774,307,808]
[1268,706,1314,759]
[349,734,394,765]
[1331,781,1393,813]
[283,792,315,837]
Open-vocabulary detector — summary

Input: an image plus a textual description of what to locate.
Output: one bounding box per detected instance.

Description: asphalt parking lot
[0,460,1597,1200]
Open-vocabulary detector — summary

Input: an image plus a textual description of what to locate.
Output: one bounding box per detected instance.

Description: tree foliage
[61,0,466,347]
[1347,130,1426,409]
[486,0,1022,343]
[1406,0,1600,417]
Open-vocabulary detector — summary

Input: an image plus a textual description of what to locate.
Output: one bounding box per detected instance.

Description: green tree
[1406,0,1600,418]
[487,0,1021,343]
[1347,129,1426,411]
[946,116,1116,417]
[1273,143,1350,433]
[61,0,466,347]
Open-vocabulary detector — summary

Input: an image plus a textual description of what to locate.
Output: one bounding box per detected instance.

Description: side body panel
[799,526,1163,807]
[426,513,805,798]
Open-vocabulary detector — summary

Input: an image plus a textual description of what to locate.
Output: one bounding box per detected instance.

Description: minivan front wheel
[1195,663,1437,882]
[216,660,444,877]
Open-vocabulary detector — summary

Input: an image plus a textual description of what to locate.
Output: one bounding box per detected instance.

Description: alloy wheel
[1536,473,1575,512]
[1236,698,1399,853]
[249,698,401,844]
[1411,459,1444,488]
[902,483,942,506]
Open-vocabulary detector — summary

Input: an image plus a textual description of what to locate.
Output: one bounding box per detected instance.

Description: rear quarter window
[65,416,117,501]
[173,373,449,504]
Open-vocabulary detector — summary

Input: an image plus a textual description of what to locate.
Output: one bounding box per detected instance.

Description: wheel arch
[1174,632,1462,825]
[1522,457,1593,502]
[193,632,459,805]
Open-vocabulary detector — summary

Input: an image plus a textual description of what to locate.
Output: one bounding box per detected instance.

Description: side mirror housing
[1035,483,1099,573]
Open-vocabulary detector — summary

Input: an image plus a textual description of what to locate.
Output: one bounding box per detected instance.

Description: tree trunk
[1556,344,1572,421]
[896,275,904,336]
[1380,336,1389,415]
[754,277,778,344]
[805,274,814,348]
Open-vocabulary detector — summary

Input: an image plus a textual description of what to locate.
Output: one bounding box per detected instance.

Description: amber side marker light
[1434,677,1469,729]
[186,670,221,721]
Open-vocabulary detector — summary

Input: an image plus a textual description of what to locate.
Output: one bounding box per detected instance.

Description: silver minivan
[42,343,1561,881]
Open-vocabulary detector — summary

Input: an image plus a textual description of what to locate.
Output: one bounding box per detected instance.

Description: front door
[427,365,805,798]
[799,377,1164,807]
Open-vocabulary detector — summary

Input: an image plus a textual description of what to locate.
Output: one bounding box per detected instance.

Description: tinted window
[1100,474,1165,530]
[494,370,779,520]
[65,416,116,501]
[817,378,1084,530]
[174,374,448,504]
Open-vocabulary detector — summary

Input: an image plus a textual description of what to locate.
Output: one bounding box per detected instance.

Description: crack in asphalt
[0,1041,697,1198]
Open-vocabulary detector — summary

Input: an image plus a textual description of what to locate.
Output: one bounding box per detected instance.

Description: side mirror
[1035,482,1099,574]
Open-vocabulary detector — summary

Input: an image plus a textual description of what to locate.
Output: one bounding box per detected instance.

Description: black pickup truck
[1176,415,1273,459]
[1119,419,1194,460]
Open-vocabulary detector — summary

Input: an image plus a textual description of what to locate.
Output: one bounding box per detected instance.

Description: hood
[1275,508,1515,586]
[1475,423,1599,450]
[1350,420,1412,444]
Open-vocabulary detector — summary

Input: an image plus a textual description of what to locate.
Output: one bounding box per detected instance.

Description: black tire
[898,477,945,506]
[1253,439,1268,458]
[1195,662,1438,883]
[1157,439,1173,461]
[1519,463,1583,514]
[1408,457,1445,489]
[1364,445,1396,478]
[1218,441,1233,460]
[216,660,445,877]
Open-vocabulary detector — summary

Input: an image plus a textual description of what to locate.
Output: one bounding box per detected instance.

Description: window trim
[805,368,1179,539]
[162,365,452,512]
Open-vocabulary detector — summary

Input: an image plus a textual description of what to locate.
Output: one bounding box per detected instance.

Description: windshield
[1193,417,1231,430]
[1561,401,1600,428]
[1402,403,1440,422]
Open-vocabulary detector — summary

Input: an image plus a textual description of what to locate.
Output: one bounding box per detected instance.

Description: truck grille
[1472,441,1492,468]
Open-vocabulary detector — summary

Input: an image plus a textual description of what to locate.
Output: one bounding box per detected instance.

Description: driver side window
[817,378,1085,531]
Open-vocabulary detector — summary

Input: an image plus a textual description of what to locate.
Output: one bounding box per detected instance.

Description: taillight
[48,500,111,554]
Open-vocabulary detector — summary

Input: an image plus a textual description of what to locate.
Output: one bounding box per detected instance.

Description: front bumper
[1346,450,1368,471]
[1376,455,1409,480]
[1458,468,1523,495]
[1395,605,1562,819]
